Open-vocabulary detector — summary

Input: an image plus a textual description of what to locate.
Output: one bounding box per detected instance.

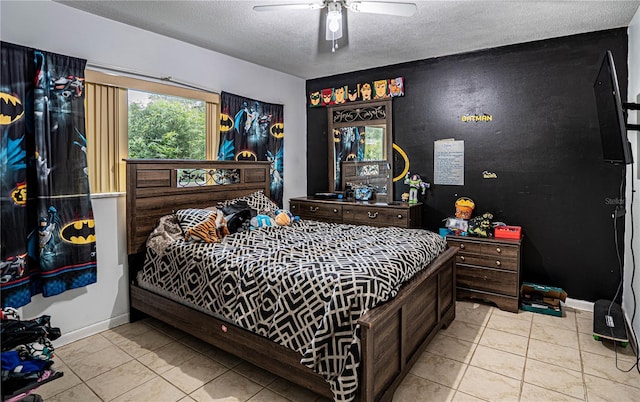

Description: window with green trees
[128,90,206,159]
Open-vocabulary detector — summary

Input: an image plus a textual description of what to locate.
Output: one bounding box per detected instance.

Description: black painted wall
[306,29,629,302]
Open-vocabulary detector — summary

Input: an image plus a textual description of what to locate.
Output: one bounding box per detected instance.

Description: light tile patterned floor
[35,301,640,401]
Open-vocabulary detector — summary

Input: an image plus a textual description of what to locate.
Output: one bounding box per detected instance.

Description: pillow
[218,190,279,216]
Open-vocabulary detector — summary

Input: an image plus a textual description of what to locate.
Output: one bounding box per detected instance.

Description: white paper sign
[434,139,464,185]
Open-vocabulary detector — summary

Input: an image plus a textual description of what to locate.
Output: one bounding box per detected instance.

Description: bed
[126,159,457,402]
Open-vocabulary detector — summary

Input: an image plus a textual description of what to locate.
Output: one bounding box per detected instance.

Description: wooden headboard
[125,159,271,254]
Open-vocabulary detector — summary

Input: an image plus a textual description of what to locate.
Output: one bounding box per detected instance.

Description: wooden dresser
[446,235,522,313]
[290,197,422,228]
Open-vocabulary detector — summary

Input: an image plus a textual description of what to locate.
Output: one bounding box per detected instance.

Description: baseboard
[53,313,130,347]
[563,297,594,312]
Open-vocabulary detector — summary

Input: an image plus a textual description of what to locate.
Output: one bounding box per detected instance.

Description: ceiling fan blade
[253,2,324,12]
[347,1,417,17]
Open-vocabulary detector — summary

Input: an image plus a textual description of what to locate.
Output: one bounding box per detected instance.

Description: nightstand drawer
[447,239,482,254]
[481,243,519,258]
[291,201,342,222]
[456,254,518,271]
[343,206,410,227]
[447,239,519,259]
[456,265,518,296]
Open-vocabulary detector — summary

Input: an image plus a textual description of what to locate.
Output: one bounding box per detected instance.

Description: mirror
[328,99,393,202]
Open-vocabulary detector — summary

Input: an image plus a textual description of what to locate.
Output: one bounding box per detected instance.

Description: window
[84,70,219,193]
[128,90,206,159]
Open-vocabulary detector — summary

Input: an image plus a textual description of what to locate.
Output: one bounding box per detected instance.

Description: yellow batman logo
[270,123,284,138]
[60,219,96,245]
[220,113,234,132]
[235,150,257,161]
[0,92,24,125]
[11,182,27,206]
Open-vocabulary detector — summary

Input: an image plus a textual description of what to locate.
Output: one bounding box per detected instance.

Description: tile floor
[35,301,640,401]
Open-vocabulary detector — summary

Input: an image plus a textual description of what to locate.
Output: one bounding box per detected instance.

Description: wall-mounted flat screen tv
[593,50,633,165]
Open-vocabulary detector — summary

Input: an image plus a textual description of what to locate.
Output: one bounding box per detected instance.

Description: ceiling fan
[253,1,417,52]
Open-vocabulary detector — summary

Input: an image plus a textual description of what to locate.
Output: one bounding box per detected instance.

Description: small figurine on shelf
[404,173,430,204]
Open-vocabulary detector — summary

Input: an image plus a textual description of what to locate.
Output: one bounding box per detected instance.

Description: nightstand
[446,235,522,313]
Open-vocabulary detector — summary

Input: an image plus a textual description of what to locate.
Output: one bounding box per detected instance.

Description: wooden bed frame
[126,159,457,402]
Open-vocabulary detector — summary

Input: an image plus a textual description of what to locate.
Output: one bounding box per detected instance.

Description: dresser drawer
[343,206,410,227]
[456,265,518,297]
[456,253,518,271]
[291,201,342,222]
[447,239,518,259]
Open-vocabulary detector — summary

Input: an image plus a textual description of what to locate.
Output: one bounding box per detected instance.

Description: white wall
[625,7,640,350]
[0,0,307,345]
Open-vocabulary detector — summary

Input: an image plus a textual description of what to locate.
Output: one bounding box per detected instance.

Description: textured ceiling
[56,0,640,79]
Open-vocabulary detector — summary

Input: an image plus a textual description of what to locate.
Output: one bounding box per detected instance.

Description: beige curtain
[85,82,128,193]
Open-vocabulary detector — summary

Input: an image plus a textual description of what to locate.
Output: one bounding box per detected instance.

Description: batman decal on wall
[0,92,24,125]
[60,219,96,245]
[220,113,234,132]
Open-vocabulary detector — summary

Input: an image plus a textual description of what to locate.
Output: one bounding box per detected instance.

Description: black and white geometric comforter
[138,219,447,401]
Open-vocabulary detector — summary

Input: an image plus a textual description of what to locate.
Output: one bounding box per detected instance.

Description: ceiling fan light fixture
[326,2,343,52]
[327,10,341,33]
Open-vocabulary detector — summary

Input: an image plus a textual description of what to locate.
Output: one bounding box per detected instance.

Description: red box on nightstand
[494,225,522,239]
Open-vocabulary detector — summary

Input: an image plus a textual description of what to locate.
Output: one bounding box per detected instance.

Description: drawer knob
[368,211,379,219]
[459,244,465,250]
[460,256,465,261]
[397,214,403,219]
[310,206,319,212]
[496,247,502,253]
[496,260,501,266]
[483,275,488,280]
[333,208,338,213]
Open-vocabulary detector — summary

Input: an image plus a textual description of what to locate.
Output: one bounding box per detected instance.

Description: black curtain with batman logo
[1,42,97,308]
[217,92,284,207]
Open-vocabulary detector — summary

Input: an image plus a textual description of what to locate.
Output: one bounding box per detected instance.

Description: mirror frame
[327,99,393,202]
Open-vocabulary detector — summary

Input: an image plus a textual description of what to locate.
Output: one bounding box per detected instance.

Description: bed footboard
[357,247,457,402]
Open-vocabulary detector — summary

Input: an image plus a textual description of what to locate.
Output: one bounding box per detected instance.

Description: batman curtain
[1,42,97,308]
[217,92,284,206]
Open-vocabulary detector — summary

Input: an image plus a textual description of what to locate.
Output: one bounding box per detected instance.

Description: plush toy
[274,209,299,226]
[185,210,230,243]
[250,214,276,229]
[468,212,494,237]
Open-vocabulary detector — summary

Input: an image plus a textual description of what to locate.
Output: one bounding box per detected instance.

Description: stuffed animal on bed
[185,209,230,243]
[274,209,299,226]
[250,214,276,229]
